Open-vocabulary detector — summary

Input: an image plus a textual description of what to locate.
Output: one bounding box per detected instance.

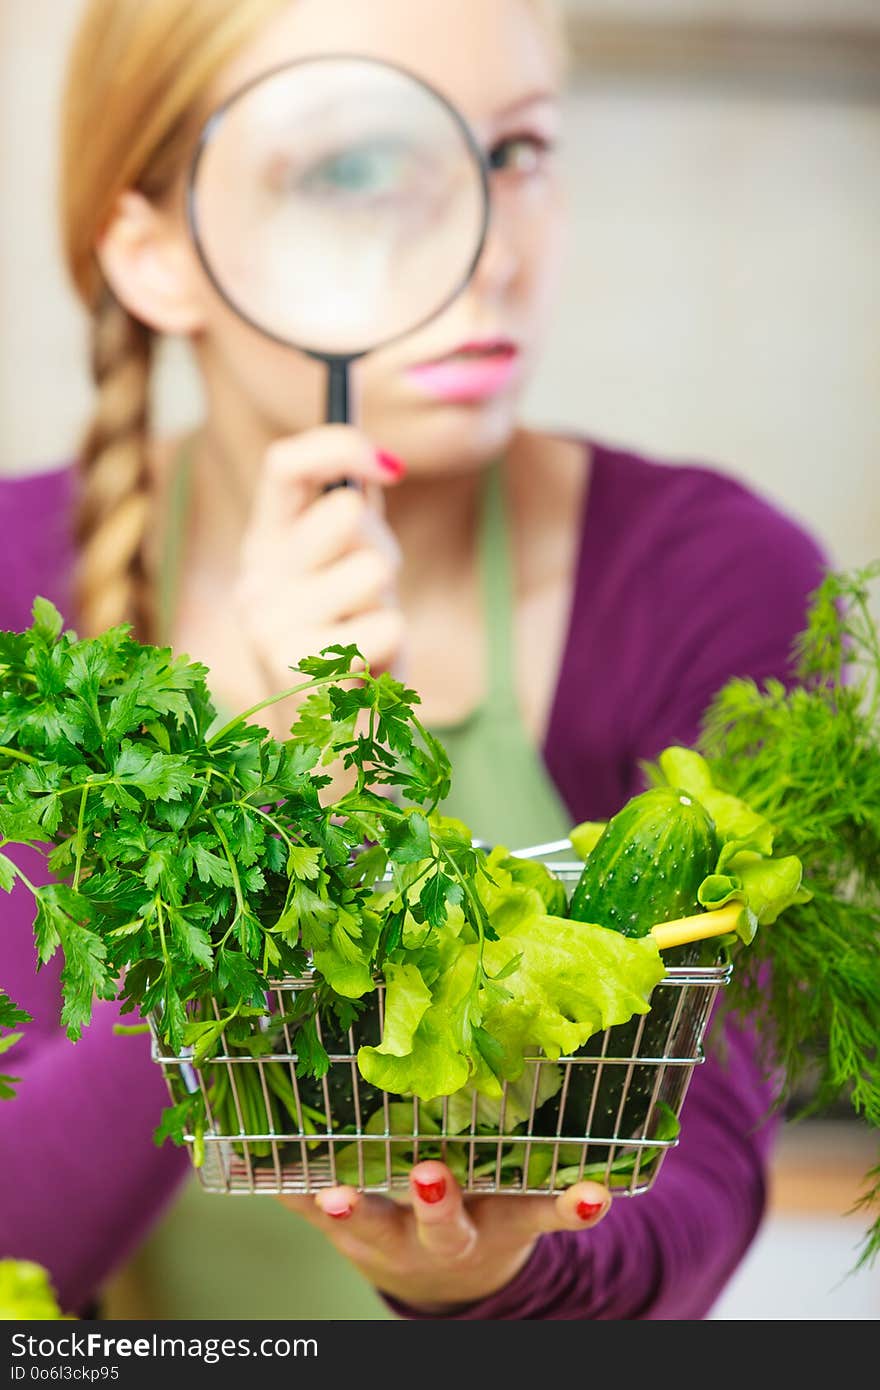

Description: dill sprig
[697,560,880,1266]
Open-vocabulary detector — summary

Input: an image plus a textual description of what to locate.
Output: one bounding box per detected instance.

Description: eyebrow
[493,88,559,118]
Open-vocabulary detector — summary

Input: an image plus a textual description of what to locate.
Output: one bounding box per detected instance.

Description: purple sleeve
[0,851,190,1316]
[0,469,189,1316]
[387,457,830,1321]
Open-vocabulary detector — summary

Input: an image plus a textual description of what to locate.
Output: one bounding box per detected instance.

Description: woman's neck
[184,411,271,569]
[384,461,489,602]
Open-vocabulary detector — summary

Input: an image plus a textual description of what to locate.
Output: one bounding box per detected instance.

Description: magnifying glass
[187,55,490,428]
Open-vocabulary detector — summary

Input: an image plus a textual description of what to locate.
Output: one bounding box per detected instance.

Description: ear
[96,190,205,336]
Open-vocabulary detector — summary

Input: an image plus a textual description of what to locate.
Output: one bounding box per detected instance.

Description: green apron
[101,447,572,1320]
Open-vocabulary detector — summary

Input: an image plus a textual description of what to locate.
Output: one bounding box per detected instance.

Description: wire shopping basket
[148,858,731,1198]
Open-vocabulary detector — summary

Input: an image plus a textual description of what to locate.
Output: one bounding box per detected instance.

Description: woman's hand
[232,427,406,717]
[221,427,406,776]
[277,1161,611,1313]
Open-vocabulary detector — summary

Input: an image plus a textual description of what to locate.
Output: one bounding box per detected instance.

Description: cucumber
[536,786,719,1154]
[569,786,718,937]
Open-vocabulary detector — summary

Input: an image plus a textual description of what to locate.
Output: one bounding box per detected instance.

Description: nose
[470,200,520,296]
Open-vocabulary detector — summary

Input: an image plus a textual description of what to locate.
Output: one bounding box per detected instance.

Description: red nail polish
[576,1199,605,1222]
[376,449,406,479]
[326,1204,352,1221]
[414,1176,446,1205]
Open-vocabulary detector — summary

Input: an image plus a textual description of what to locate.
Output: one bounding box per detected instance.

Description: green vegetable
[504,791,698,1154]
[486,849,568,919]
[569,785,719,938]
[0,990,30,1100]
[0,1259,69,1319]
[553,717,796,1155]
[291,996,386,1140]
[356,851,665,1102]
[645,560,880,1267]
[568,821,607,860]
[546,1100,681,1188]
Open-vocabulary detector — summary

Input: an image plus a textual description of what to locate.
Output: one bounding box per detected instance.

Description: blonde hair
[60,0,288,639]
[60,0,566,640]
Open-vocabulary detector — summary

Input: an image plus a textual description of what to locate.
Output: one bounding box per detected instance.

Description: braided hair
[58,0,289,640]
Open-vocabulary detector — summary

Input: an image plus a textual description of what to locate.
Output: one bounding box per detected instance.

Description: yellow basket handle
[650,902,742,951]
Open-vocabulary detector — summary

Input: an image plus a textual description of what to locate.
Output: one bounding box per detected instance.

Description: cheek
[202,303,329,432]
[517,179,568,315]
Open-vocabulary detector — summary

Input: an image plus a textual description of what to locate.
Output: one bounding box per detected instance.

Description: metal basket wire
[148,861,731,1198]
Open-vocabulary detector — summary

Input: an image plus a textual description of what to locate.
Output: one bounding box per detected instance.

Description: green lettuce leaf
[480,915,665,1070]
[657,747,775,863]
[695,876,758,943]
[377,962,432,1056]
[482,849,568,919]
[359,896,664,1103]
[357,1009,472,1102]
[358,947,478,1100]
[698,852,809,935]
[568,821,607,860]
[0,1260,69,1319]
[727,851,810,925]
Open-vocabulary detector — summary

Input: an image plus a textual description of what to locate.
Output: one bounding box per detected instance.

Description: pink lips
[405,340,521,403]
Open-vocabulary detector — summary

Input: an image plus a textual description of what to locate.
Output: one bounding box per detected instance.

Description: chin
[444,393,523,459]
[368,393,523,474]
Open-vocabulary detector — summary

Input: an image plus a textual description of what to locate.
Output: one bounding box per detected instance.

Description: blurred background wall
[1,0,878,1318]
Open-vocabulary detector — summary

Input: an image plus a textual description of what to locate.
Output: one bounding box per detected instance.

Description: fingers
[314,1187,404,1244]
[233,427,406,688]
[408,1161,478,1260]
[336,609,406,672]
[276,1172,611,1294]
[251,481,399,577]
[248,427,403,540]
[300,547,398,622]
[482,1180,612,1243]
[276,1185,356,1228]
[280,486,374,572]
[275,1192,322,1223]
[277,1186,404,1243]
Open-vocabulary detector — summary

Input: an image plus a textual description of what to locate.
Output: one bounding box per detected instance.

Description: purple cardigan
[0,440,829,1319]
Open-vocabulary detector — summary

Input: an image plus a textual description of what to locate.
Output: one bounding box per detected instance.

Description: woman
[0,0,828,1320]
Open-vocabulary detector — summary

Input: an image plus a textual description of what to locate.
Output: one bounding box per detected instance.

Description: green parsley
[0,600,663,1177]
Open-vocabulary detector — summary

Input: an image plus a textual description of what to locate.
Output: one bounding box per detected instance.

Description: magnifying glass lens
[190,58,488,358]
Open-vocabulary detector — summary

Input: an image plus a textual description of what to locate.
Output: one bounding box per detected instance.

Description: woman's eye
[297,140,409,199]
[487,134,553,176]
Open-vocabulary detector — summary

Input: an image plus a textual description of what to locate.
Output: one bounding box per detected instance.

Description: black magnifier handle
[324,356,356,492]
